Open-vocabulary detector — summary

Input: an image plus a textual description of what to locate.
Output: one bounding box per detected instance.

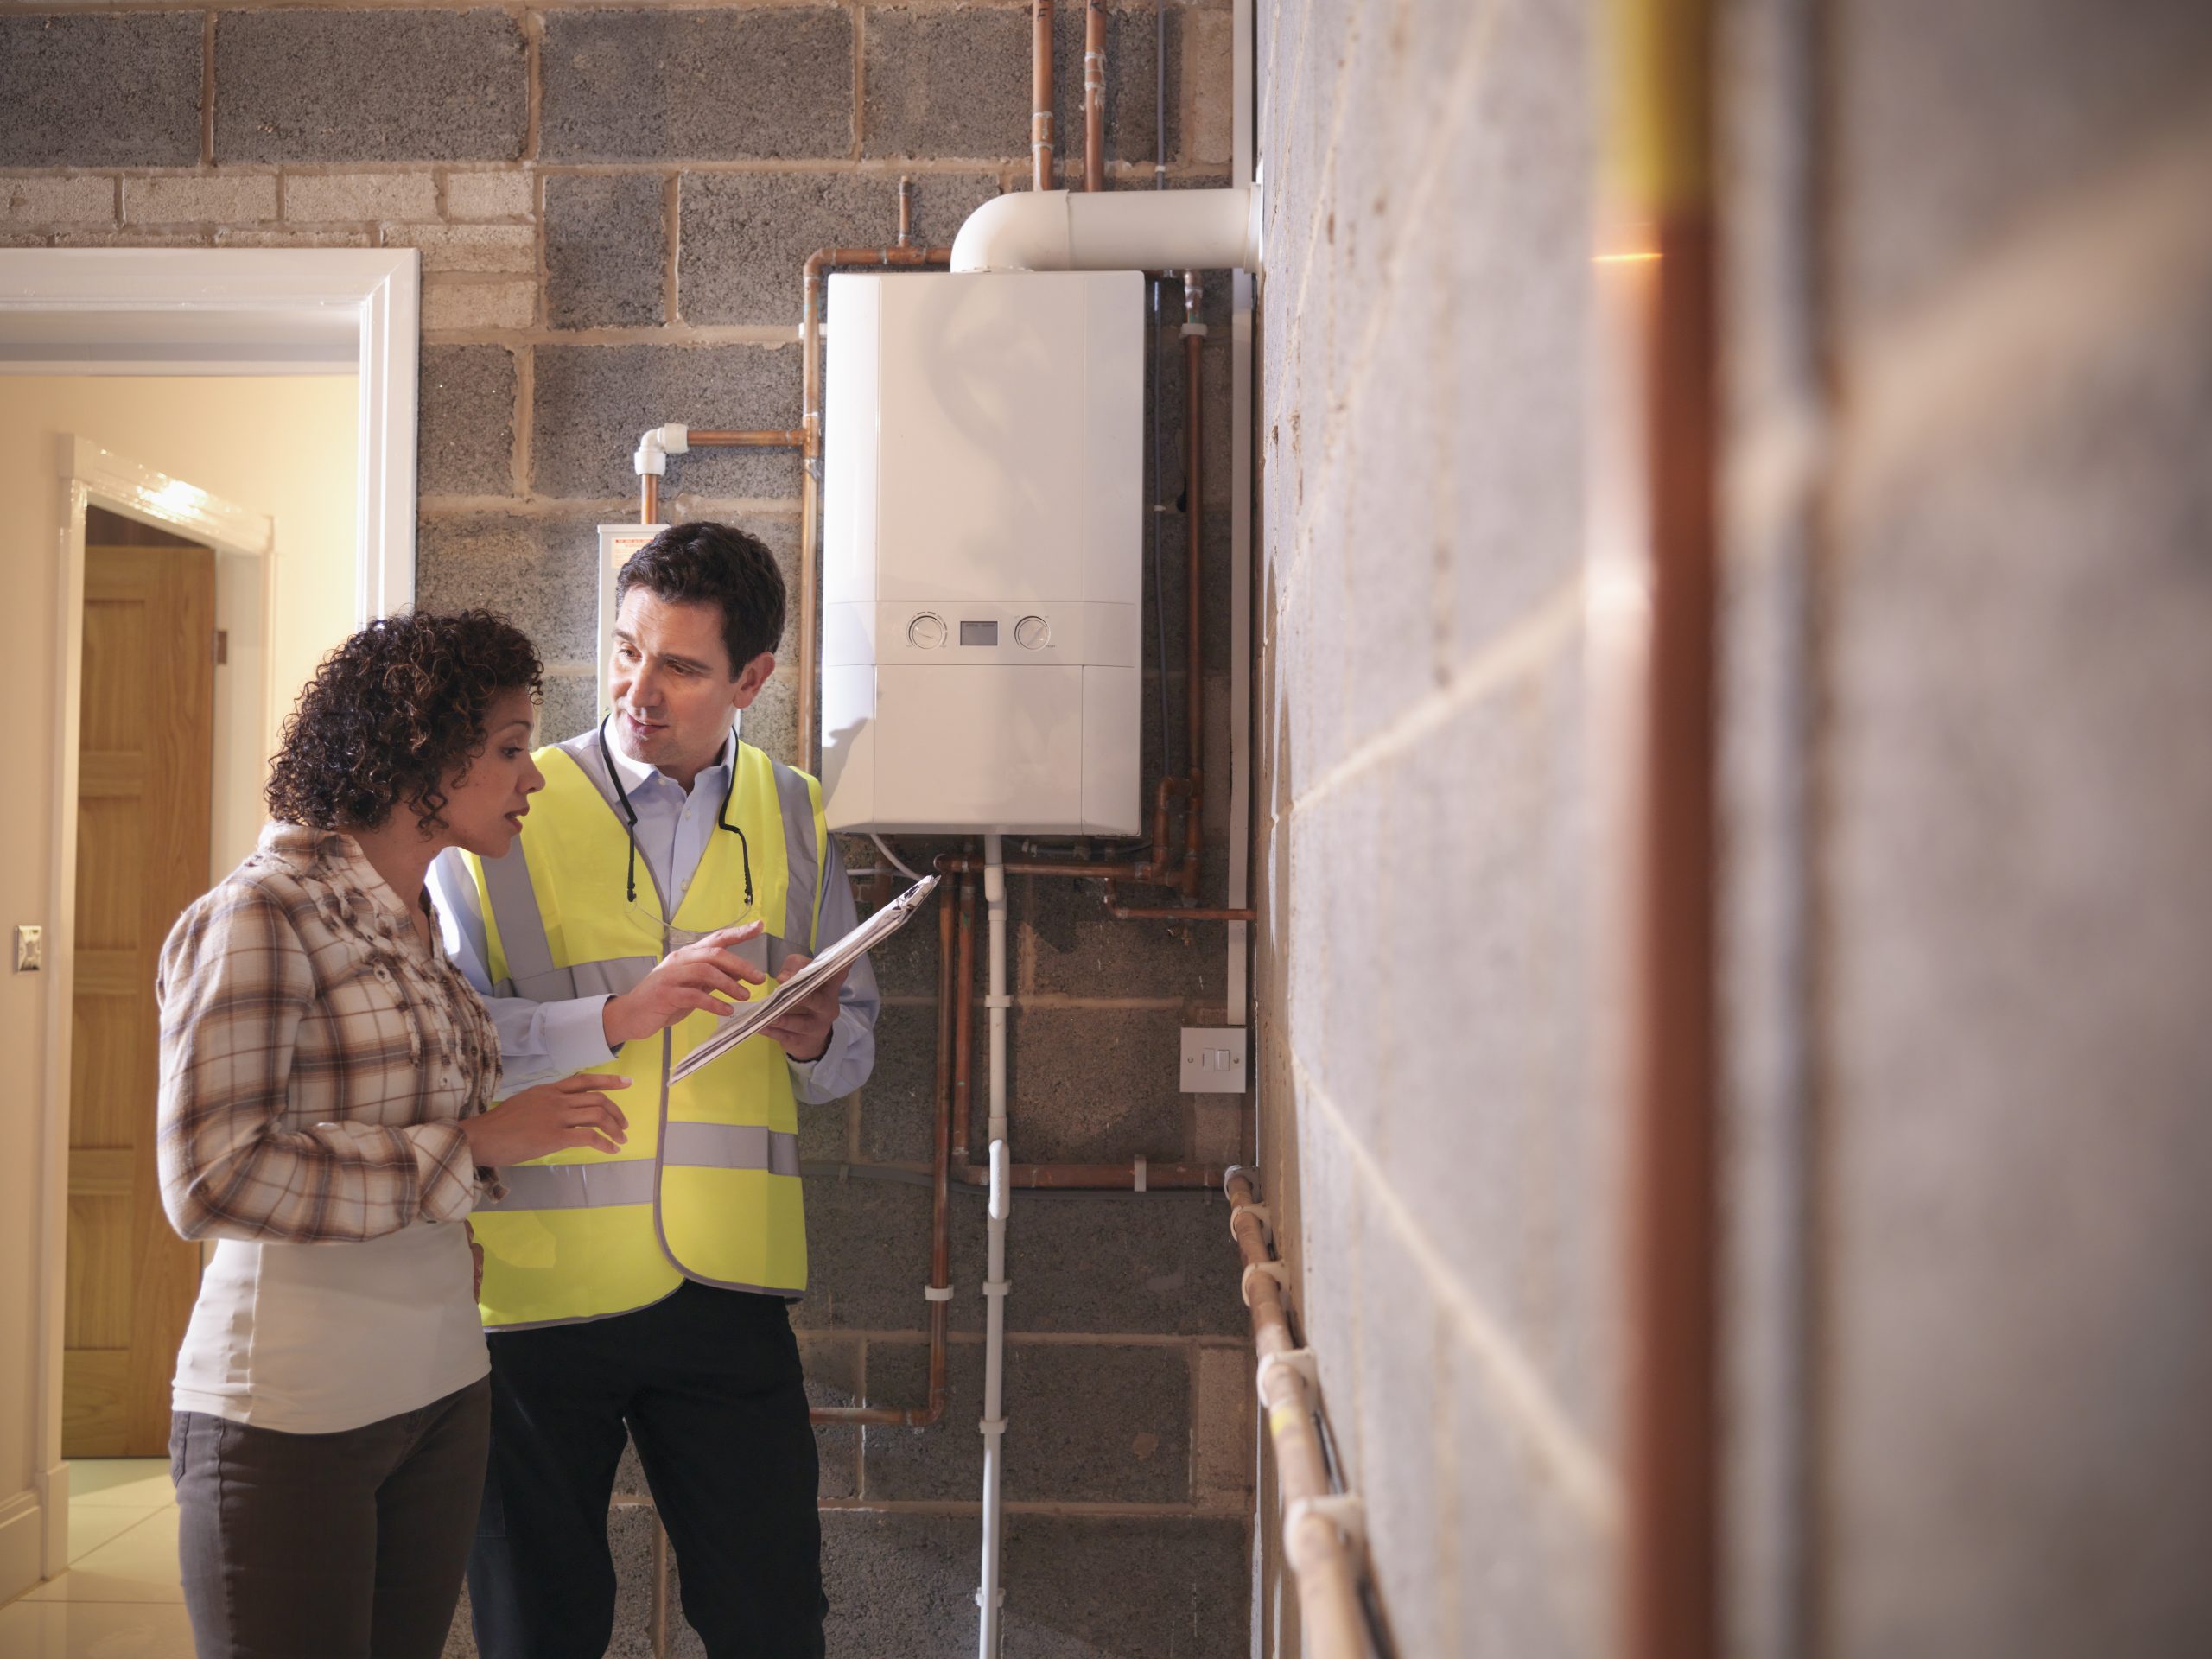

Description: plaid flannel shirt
[156,822,503,1243]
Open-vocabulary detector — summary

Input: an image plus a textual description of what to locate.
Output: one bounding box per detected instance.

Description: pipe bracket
[924,1284,955,1302]
[1255,1345,1318,1403]
[978,1418,1007,1437]
[1285,1492,1366,1550]
[1240,1260,1288,1307]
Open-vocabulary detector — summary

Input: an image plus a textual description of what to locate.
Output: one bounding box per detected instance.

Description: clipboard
[668,872,939,1084]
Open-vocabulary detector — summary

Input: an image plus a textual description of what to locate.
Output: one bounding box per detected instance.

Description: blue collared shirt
[430,721,879,1105]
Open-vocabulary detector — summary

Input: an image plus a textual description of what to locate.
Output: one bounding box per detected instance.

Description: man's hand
[760,951,850,1064]
[603,923,768,1047]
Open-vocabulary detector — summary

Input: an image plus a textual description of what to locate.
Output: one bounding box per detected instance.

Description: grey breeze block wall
[1254,0,2212,1656]
[2,5,1256,1657]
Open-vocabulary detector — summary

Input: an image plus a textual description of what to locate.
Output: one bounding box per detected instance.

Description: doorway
[61,511,218,1459]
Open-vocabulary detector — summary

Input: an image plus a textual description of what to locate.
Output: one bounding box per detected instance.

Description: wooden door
[64,542,217,1457]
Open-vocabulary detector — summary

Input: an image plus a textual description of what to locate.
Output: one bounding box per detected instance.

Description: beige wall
[0,373,356,1599]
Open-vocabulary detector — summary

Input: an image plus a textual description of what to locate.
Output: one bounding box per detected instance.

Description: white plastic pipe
[976,836,1012,1659]
[950,187,1262,275]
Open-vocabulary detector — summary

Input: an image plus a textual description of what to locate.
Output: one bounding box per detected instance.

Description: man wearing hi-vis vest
[429,522,879,1659]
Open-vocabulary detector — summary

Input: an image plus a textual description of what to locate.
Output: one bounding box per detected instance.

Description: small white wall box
[820,270,1144,834]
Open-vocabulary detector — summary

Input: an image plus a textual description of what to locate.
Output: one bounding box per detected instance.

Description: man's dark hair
[265,609,543,834]
[614,520,787,676]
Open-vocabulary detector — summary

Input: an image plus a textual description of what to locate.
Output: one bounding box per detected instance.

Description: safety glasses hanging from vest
[595,715,762,960]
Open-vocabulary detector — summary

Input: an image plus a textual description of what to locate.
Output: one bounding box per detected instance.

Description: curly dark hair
[265,609,543,833]
[614,520,785,673]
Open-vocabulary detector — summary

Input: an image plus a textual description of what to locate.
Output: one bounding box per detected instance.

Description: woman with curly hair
[155,609,630,1659]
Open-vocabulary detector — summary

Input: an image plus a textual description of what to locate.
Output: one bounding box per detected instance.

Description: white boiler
[817,269,1144,835]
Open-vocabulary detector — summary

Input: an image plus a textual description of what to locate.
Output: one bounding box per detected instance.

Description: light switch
[1180,1026,1247,1093]
[14,925,43,972]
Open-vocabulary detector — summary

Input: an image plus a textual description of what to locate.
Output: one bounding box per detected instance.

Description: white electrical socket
[1179,1027,1247,1093]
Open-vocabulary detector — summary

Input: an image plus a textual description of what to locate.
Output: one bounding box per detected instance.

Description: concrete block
[283,171,439,223]
[857,1001,939,1165]
[862,8,1027,160]
[0,13,201,168]
[1049,6,1174,172]
[388,223,536,273]
[1440,0,1591,665]
[215,10,528,164]
[417,344,517,498]
[1001,1005,1189,1164]
[798,1087,852,1165]
[1834,0,2212,341]
[1016,871,1214,1001]
[677,172,1002,326]
[800,1334,861,1499]
[861,866,946,998]
[949,1190,1246,1338]
[819,1510,978,1657]
[792,1173,933,1332]
[213,229,377,249]
[531,345,804,499]
[3,177,117,226]
[1820,251,2212,1656]
[1348,1197,1449,1659]
[1179,10,1236,164]
[1449,1337,1607,1659]
[998,1516,1249,1656]
[546,173,666,329]
[1191,1344,1252,1506]
[446,170,535,222]
[613,1434,647,1500]
[415,512,604,665]
[124,175,278,226]
[603,1502,664,1658]
[539,9,854,162]
[423,277,536,333]
[443,1581,476,1655]
[51,230,210,250]
[538,671,600,747]
[867,1339,1191,1504]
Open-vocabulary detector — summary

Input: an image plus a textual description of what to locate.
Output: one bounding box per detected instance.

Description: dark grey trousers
[171,1376,491,1659]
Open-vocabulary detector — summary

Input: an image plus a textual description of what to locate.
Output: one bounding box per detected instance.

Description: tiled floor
[0,1459,197,1657]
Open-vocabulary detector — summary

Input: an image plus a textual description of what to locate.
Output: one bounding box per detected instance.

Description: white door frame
[0,248,420,620]
[0,250,419,1585]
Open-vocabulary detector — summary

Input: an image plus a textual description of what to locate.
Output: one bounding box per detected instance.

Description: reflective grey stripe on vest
[480,842,560,1000]
[772,760,822,950]
[479,1125,801,1213]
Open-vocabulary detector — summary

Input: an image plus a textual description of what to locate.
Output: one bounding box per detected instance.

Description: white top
[172,1224,489,1433]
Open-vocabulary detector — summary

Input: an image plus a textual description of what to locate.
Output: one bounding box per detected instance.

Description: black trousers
[466,1281,826,1659]
[173,1377,490,1659]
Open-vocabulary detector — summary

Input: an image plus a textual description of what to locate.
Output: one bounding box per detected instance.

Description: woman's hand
[461,1071,632,1168]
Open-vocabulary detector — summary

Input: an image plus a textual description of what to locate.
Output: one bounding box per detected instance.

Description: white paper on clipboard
[669,873,940,1084]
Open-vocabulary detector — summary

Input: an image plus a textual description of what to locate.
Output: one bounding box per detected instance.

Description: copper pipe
[797,241,952,772]
[1228,1169,1370,1656]
[953,872,976,1161]
[639,472,658,527]
[1605,1,1719,1655]
[895,175,915,248]
[1083,0,1107,193]
[1031,0,1056,190]
[1180,284,1207,900]
[689,429,804,448]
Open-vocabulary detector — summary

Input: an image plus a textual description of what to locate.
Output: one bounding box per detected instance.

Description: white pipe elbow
[950,187,1262,276]
[632,422,690,477]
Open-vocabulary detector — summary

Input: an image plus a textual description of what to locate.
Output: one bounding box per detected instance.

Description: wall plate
[1180,1027,1247,1093]
[14,924,43,972]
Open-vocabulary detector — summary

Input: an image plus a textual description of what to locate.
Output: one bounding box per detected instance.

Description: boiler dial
[907,612,948,650]
[1014,614,1051,650]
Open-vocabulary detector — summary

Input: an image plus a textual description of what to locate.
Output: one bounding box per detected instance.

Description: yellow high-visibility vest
[462,736,829,1330]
